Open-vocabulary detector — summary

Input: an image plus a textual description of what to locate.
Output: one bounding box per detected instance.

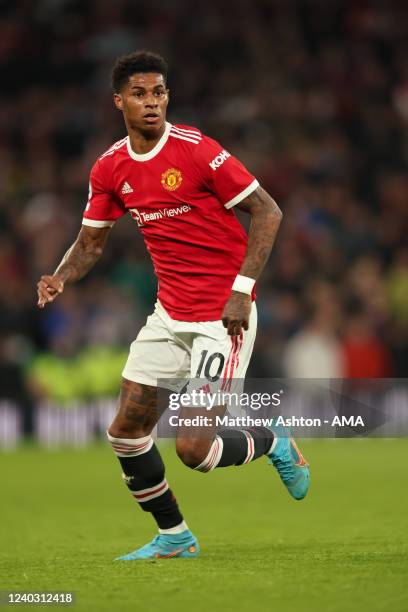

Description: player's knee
[112,379,157,435]
[109,381,157,437]
[176,439,207,469]
[108,419,149,439]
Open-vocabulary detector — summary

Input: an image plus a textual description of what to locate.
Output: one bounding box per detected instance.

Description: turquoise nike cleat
[115,530,200,560]
[268,433,310,500]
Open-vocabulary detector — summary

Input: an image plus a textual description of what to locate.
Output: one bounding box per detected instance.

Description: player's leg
[108,379,186,533]
[175,303,310,499]
[176,303,272,468]
[179,424,310,501]
[107,305,199,560]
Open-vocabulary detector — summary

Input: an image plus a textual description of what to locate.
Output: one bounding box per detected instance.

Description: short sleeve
[193,135,259,208]
[82,160,126,228]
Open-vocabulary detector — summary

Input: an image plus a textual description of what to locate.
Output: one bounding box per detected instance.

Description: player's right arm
[37,225,111,308]
[36,156,126,309]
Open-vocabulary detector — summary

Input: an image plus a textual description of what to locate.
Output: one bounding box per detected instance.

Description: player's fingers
[37,279,52,290]
[37,285,49,301]
[226,319,235,335]
[227,320,242,336]
[222,317,229,329]
[40,275,64,293]
[37,282,55,301]
[37,293,54,307]
[37,283,61,307]
[37,277,64,299]
[242,319,249,331]
[42,287,58,298]
[39,278,62,295]
[37,290,49,308]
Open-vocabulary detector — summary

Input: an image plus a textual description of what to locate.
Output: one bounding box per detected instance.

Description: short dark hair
[111,50,168,92]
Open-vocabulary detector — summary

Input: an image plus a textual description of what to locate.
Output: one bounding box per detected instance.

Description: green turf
[1,439,407,612]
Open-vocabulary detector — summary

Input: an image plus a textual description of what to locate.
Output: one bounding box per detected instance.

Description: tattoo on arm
[235,186,282,280]
[55,226,110,283]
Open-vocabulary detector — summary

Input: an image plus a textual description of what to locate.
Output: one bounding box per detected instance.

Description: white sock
[159,520,189,535]
[268,436,278,455]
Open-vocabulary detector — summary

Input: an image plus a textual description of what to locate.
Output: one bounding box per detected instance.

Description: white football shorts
[122,300,257,390]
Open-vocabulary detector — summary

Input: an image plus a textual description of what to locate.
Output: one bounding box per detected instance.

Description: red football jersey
[83,122,259,321]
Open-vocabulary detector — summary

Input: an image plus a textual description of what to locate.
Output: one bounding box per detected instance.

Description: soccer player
[36,51,309,560]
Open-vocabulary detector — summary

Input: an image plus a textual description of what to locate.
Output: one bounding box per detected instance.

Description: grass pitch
[1,439,407,612]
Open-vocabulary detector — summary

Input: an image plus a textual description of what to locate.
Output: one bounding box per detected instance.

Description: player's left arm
[221,186,282,336]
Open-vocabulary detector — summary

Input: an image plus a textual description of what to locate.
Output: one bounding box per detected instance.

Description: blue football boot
[116,530,199,560]
[268,432,310,500]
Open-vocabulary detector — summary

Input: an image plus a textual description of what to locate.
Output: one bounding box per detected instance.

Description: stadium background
[0,2,407,611]
[1,0,408,443]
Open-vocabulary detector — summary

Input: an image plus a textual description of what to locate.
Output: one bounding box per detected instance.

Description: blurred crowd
[0,0,407,404]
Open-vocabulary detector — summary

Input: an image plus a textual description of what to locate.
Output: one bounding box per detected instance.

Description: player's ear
[113,93,123,111]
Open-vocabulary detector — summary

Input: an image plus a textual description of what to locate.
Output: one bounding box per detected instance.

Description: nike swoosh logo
[155,549,182,559]
[290,437,309,467]
[296,456,308,467]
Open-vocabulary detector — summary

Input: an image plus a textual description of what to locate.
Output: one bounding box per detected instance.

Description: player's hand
[37,274,65,308]
[221,291,251,336]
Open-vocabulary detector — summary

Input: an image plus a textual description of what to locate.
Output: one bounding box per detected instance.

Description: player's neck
[127,123,167,154]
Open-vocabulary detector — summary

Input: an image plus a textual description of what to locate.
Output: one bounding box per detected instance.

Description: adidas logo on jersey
[209,149,231,170]
[121,182,133,194]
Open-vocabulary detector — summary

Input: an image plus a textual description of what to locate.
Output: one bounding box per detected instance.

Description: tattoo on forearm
[237,187,282,280]
[54,233,105,283]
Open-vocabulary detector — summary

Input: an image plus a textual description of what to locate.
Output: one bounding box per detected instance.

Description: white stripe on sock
[107,431,154,457]
[241,430,255,464]
[159,520,189,535]
[132,479,169,502]
[194,436,224,472]
[268,436,278,455]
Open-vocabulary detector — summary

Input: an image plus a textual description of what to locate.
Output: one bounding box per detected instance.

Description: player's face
[114,72,169,133]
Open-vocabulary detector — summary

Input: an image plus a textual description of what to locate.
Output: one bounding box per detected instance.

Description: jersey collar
[126,121,172,162]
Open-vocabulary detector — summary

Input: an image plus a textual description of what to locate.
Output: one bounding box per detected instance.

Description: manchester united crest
[161,168,183,191]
